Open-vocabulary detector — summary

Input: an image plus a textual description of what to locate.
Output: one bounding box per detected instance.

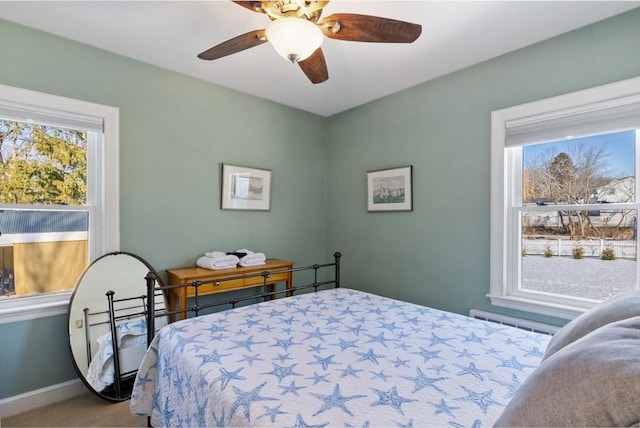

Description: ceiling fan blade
[319,13,421,43]
[197,30,267,61]
[232,1,265,14]
[298,48,328,84]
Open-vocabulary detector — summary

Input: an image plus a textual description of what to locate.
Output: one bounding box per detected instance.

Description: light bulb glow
[266,17,323,63]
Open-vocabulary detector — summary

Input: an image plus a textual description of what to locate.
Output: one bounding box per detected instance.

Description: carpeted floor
[2,392,147,427]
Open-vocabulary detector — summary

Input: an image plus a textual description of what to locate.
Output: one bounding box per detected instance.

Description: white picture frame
[221,163,272,211]
[366,165,413,212]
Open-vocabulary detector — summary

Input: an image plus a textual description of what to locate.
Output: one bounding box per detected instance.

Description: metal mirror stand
[67,252,165,402]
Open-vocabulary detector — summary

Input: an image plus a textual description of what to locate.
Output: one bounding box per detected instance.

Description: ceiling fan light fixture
[266,17,323,63]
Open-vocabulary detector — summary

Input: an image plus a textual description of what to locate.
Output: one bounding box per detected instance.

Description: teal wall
[1,9,639,400]
[326,9,640,319]
[0,317,76,397]
[0,18,327,399]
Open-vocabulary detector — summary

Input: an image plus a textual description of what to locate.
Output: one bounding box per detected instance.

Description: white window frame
[0,85,119,324]
[490,77,640,320]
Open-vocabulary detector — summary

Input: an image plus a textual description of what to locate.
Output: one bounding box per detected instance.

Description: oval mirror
[67,252,165,402]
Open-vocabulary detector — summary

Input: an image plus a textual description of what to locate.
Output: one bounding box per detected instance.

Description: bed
[130,253,640,427]
[83,292,166,397]
[85,315,147,393]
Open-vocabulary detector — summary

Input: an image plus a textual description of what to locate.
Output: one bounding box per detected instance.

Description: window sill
[487,293,591,320]
[0,292,71,324]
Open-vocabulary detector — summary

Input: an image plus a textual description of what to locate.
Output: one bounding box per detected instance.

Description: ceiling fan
[197,0,422,84]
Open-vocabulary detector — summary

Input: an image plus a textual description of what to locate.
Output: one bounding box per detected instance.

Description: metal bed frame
[83,291,162,399]
[143,252,342,346]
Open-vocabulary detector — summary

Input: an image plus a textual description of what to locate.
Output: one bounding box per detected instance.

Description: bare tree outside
[523,139,634,239]
[520,132,637,300]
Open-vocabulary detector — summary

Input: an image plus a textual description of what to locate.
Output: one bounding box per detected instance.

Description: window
[0,85,119,323]
[490,77,639,320]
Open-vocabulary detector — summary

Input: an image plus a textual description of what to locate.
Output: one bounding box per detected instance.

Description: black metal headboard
[144,252,341,346]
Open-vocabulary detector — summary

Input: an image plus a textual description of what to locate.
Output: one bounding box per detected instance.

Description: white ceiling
[1,1,638,117]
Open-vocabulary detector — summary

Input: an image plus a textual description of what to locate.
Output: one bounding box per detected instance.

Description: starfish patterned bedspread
[130,288,550,427]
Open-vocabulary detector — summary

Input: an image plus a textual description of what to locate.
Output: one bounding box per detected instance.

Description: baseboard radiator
[468,309,559,336]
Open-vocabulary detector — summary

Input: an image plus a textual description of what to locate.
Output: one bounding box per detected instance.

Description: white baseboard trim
[0,379,86,419]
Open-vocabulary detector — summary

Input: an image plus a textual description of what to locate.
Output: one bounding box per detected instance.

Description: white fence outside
[523,239,637,259]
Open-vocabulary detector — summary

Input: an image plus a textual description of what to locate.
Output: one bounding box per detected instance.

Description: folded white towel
[196,255,239,270]
[242,252,266,262]
[239,259,266,267]
[205,251,227,258]
[239,252,266,267]
[235,249,254,255]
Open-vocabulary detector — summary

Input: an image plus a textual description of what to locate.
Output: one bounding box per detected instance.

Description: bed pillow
[494,316,640,427]
[544,288,640,360]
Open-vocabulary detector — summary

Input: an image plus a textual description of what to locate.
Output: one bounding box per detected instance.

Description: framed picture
[366,165,413,212]
[221,164,272,211]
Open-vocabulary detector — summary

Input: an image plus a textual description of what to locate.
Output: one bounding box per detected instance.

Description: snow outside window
[490,77,640,320]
